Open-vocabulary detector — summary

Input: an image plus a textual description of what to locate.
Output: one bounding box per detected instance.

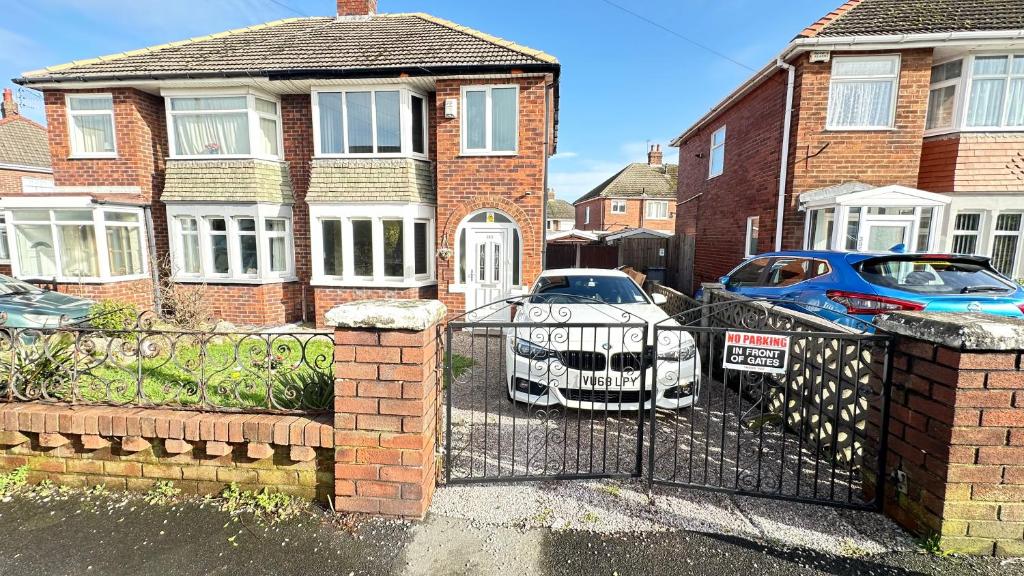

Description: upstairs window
[462,85,518,154]
[826,55,900,129]
[646,201,669,220]
[167,94,281,159]
[965,55,1024,128]
[926,59,963,131]
[314,88,428,157]
[611,200,627,214]
[67,94,116,157]
[708,126,726,178]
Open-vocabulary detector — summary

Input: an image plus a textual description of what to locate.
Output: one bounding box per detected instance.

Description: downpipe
[774,58,796,252]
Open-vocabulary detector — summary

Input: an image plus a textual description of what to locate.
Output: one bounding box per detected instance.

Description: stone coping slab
[876,311,1024,351]
[325,299,447,331]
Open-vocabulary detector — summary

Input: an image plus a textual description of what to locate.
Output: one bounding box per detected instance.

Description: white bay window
[167,204,293,282]
[313,87,428,157]
[827,55,900,130]
[6,204,146,282]
[165,92,282,159]
[310,204,435,287]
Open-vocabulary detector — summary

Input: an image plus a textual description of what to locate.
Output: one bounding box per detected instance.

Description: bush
[89,300,140,332]
[0,335,76,400]
[273,369,334,411]
[154,252,212,330]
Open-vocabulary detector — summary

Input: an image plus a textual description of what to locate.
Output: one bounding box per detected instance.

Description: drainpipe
[541,83,551,272]
[774,57,796,252]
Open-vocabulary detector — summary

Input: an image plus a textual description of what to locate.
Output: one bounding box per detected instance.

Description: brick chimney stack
[1,89,18,119]
[547,188,556,201]
[337,0,377,16]
[647,144,663,167]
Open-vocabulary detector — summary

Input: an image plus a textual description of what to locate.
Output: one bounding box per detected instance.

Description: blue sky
[1,0,833,202]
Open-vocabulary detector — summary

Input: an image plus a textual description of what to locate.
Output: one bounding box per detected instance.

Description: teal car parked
[0,275,94,328]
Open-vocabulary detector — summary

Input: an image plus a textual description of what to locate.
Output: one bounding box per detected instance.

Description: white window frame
[708,125,726,178]
[962,52,1024,131]
[309,203,436,288]
[924,58,964,135]
[988,211,1024,277]
[950,211,984,255]
[165,203,294,283]
[311,86,429,159]
[163,88,284,160]
[645,200,669,220]
[66,93,117,159]
[611,200,627,214]
[825,54,901,131]
[460,84,519,156]
[5,202,148,283]
[0,215,9,263]
[745,216,759,257]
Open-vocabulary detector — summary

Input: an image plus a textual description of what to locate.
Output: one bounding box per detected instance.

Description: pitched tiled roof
[802,0,1024,38]
[0,116,51,170]
[19,13,558,83]
[306,158,435,204]
[162,159,293,203]
[547,198,574,219]
[574,163,678,204]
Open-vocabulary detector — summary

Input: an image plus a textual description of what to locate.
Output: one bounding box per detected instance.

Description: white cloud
[550,151,578,160]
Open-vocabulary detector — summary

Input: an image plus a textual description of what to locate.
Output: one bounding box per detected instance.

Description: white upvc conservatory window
[313,87,429,158]
[965,55,1024,128]
[461,85,519,155]
[310,204,435,287]
[167,204,294,282]
[826,55,900,130]
[165,92,282,159]
[7,206,146,282]
[67,94,117,158]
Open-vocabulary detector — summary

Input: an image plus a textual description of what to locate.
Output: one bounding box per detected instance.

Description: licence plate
[579,374,640,389]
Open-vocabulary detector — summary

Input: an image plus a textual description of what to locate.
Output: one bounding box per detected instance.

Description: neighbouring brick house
[574,145,677,234]
[545,190,574,234]
[674,0,1024,292]
[9,0,559,324]
[0,88,54,272]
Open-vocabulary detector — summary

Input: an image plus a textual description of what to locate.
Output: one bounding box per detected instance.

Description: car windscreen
[0,275,39,296]
[530,275,649,305]
[857,257,1015,295]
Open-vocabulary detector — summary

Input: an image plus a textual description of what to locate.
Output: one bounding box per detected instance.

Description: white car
[506,269,700,411]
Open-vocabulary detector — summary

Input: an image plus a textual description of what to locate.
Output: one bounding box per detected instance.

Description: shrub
[89,300,140,332]
[0,334,76,400]
[155,252,212,330]
[274,369,334,411]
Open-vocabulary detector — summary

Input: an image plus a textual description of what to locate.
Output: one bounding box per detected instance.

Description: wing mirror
[651,293,668,306]
[719,275,731,286]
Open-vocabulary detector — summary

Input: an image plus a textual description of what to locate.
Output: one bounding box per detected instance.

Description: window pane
[269,237,286,273]
[15,224,56,276]
[209,218,227,232]
[867,207,915,216]
[1008,79,1024,127]
[955,213,981,231]
[0,224,8,262]
[917,207,933,251]
[846,207,861,250]
[952,234,978,255]
[322,220,343,276]
[239,235,257,275]
[411,95,426,154]
[833,58,897,77]
[209,219,228,274]
[180,219,200,275]
[966,78,1006,126]
[712,127,726,146]
[54,210,94,222]
[930,60,962,83]
[238,218,256,232]
[926,85,957,130]
[491,87,517,152]
[346,92,373,154]
[808,208,834,250]
[992,235,1019,276]
[170,96,247,111]
[106,225,142,276]
[255,98,277,115]
[414,222,428,275]
[72,114,116,154]
[997,213,1022,232]
[259,117,279,156]
[710,145,725,176]
[173,113,250,155]
[69,95,113,111]
[465,90,486,149]
[11,210,50,221]
[266,219,286,232]
[352,220,373,276]
[375,91,401,154]
[383,219,404,277]
[58,224,99,277]
[104,211,139,223]
[458,228,466,283]
[974,56,1009,76]
[318,93,344,154]
[828,80,893,127]
[1014,56,1024,76]
[512,229,520,285]
[746,217,759,255]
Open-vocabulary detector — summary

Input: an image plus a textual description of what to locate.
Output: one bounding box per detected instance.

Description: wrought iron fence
[0,312,334,414]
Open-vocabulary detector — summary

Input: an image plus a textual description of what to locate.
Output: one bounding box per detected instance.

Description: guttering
[0,163,52,174]
[671,29,1024,146]
[775,58,796,252]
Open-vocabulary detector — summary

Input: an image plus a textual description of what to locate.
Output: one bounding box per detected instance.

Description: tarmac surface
[1,490,1022,576]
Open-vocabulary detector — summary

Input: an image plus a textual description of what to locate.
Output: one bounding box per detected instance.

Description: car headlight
[657,341,696,362]
[513,338,559,361]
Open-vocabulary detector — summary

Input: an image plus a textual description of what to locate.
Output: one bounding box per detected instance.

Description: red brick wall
[434,75,552,316]
[0,168,52,195]
[195,282,304,327]
[52,278,154,311]
[919,133,1024,193]
[312,286,438,329]
[576,197,675,232]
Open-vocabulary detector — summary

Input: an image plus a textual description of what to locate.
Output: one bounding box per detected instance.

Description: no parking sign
[723,331,790,375]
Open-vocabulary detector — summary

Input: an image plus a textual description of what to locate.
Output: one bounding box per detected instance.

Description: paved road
[1,492,1020,576]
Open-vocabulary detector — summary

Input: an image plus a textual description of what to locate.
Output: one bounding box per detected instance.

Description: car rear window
[857,257,1015,295]
[531,275,648,305]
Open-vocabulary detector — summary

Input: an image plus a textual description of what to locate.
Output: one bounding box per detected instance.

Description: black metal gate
[441,295,892,511]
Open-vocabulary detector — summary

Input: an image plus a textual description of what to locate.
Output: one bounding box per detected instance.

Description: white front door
[861,221,913,252]
[465,228,512,318]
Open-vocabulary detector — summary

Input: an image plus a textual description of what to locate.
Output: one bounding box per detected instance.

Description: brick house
[0,88,54,270]
[9,0,559,324]
[545,190,574,233]
[574,145,677,233]
[674,0,1024,291]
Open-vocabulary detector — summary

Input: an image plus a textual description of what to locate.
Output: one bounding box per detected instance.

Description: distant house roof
[575,163,678,205]
[17,13,558,84]
[800,0,1024,38]
[547,198,574,219]
[603,227,673,243]
[0,116,51,171]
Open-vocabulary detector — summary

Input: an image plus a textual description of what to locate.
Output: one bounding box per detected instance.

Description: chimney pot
[1,88,18,119]
[337,0,377,16]
[647,144,663,167]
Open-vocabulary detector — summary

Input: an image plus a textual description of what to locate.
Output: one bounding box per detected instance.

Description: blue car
[708,251,1024,329]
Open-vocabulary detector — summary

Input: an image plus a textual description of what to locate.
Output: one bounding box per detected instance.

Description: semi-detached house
[8,0,559,325]
[674,0,1024,291]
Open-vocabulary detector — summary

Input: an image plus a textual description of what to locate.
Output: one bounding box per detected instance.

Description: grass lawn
[445,354,475,388]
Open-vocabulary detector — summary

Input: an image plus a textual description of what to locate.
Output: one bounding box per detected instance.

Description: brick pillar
[327,299,445,518]
[876,312,1024,557]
